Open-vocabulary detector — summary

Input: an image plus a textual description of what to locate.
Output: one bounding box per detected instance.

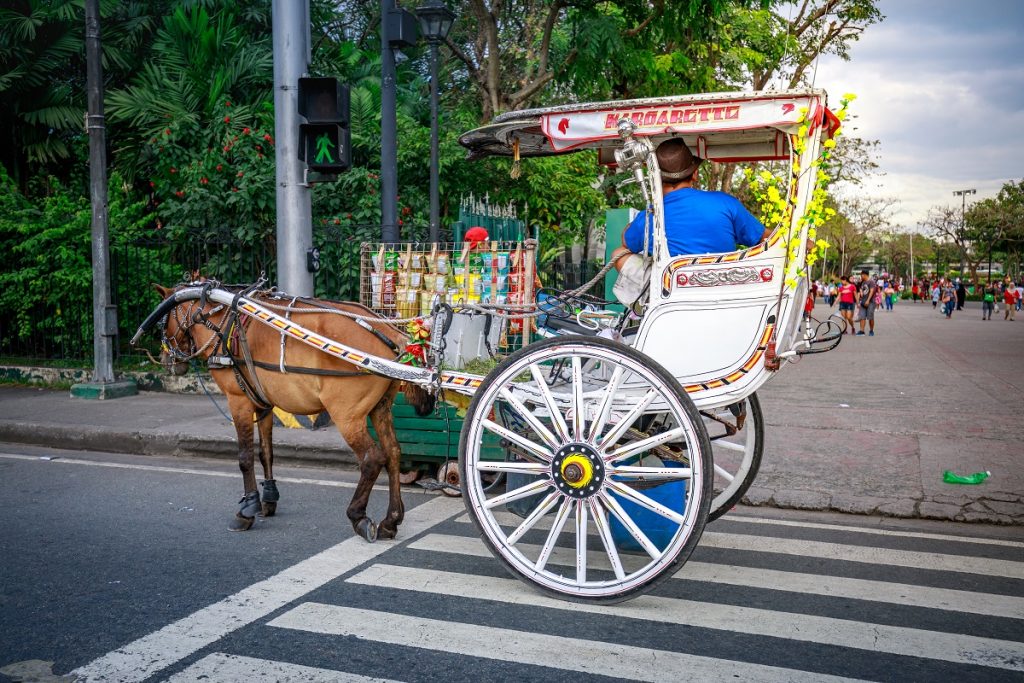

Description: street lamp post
[953,188,975,280]
[416,0,456,244]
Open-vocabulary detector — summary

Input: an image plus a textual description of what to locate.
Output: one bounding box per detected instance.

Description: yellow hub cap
[560,454,594,488]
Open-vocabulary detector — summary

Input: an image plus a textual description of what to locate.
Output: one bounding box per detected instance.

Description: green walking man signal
[315,133,335,164]
[297,77,351,173]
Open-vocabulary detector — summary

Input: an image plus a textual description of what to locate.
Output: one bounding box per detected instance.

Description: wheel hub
[551,443,604,499]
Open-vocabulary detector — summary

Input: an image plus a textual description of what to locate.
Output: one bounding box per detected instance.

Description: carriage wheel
[458,336,712,603]
[703,393,764,522]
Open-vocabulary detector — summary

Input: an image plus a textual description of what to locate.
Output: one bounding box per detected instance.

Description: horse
[151,282,435,541]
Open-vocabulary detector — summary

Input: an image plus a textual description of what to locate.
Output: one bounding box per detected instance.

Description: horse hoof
[378,524,397,540]
[229,513,255,532]
[260,501,277,517]
[355,518,378,543]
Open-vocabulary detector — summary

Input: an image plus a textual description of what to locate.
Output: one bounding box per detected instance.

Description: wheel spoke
[529,363,570,442]
[484,477,550,510]
[483,418,553,464]
[713,463,736,482]
[499,387,560,450]
[600,491,662,560]
[588,366,624,443]
[535,498,573,573]
[507,491,562,545]
[604,426,687,463]
[597,389,658,451]
[571,356,584,441]
[475,461,549,475]
[575,500,588,584]
[588,498,626,581]
[607,465,693,481]
[605,479,688,526]
[713,439,746,452]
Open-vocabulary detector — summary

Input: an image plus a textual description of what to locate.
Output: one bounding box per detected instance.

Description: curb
[0,421,358,467]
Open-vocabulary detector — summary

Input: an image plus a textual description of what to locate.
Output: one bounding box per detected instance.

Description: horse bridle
[158,298,224,367]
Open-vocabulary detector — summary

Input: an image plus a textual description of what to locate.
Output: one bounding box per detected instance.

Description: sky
[812,0,1024,230]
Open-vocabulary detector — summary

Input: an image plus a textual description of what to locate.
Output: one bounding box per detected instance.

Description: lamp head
[416,0,455,43]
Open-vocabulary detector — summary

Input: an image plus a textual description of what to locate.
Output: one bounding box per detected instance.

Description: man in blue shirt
[616,138,768,260]
[610,138,768,304]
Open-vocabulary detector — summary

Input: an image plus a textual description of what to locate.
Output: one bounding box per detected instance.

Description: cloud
[812,0,1024,226]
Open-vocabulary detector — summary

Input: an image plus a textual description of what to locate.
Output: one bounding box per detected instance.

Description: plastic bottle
[942,470,991,485]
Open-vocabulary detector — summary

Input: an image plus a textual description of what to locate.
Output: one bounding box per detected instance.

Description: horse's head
[151,284,194,375]
[402,381,436,417]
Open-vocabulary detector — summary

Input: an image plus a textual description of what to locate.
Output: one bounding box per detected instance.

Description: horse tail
[402,381,436,417]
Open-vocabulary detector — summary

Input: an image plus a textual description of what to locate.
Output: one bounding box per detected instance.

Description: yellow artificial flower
[823,138,836,149]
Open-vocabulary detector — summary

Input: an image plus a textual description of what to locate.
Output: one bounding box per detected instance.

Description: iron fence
[0,225,605,365]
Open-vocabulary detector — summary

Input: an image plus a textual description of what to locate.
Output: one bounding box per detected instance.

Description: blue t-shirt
[624,188,766,256]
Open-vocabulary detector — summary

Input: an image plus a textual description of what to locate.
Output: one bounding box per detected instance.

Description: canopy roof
[459,89,839,164]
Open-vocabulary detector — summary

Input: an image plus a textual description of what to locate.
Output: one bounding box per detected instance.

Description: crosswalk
[75,496,1024,682]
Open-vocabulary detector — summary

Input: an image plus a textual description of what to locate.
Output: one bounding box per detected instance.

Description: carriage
[133,88,845,604]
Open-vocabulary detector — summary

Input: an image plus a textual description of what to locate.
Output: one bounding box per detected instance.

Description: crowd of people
[809,272,1022,332]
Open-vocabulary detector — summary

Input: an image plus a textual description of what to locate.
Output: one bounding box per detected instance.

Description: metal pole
[272,0,314,296]
[84,0,114,384]
[380,0,400,243]
[428,40,440,243]
[909,232,914,284]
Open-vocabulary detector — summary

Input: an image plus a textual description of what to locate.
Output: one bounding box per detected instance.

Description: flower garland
[744,93,856,289]
[397,318,431,366]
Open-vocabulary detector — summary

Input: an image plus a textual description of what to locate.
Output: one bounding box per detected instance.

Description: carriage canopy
[459,89,841,165]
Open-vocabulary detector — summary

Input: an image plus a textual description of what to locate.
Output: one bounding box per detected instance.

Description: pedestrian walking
[982,285,995,320]
[884,282,895,311]
[838,274,856,333]
[955,279,966,311]
[1004,282,1017,321]
[942,281,956,319]
[911,281,920,302]
[931,282,941,309]
[856,270,878,336]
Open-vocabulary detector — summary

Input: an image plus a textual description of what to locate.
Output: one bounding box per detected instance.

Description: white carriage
[133,88,844,604]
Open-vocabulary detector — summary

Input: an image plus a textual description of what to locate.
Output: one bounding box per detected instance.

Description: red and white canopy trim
[458,89,839,163]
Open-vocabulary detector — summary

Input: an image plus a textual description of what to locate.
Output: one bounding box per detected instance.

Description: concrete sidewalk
[0,298,1021,524]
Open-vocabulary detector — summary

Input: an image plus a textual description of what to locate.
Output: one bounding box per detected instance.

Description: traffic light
[298,77,350,173]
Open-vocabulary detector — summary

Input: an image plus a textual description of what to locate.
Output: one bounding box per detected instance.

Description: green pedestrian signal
[300,123,350,172]
[314,133,336,164]
[297,77,351,173]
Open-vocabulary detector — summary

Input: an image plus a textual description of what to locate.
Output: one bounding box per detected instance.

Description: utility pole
[953,188,975,279]
[71,0,136,399]
[273,0,314,296]
[380,0,399,243]
[909,231,914,284]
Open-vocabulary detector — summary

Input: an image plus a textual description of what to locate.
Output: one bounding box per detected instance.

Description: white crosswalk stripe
[458,510,1024,579]
[409,532,1024,619]
[268,603,870,683]
[343,563,1024,672]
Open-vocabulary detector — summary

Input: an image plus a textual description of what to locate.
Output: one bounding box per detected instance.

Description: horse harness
[175,286,403,415]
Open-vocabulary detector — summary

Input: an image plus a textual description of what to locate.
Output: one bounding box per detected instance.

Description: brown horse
[152,283,435,540]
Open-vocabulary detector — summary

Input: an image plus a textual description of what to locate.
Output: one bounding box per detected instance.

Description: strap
[248,358,369,377]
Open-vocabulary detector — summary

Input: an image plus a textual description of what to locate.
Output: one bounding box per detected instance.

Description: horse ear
[153,283,172,299]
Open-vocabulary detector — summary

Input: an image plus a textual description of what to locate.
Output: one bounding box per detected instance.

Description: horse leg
[227,394,262,531]
[369,389,404,540]
[255,411,279,517]
[333,416,387,542]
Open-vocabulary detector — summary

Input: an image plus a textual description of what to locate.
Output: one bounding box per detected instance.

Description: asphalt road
[2,444,1021,682]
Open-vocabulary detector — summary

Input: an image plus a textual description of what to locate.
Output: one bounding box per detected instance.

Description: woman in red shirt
[838,275,857,333]
[1004,282,1018,321]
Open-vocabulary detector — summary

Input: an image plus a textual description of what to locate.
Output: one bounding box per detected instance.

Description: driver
[610,138,768,302]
